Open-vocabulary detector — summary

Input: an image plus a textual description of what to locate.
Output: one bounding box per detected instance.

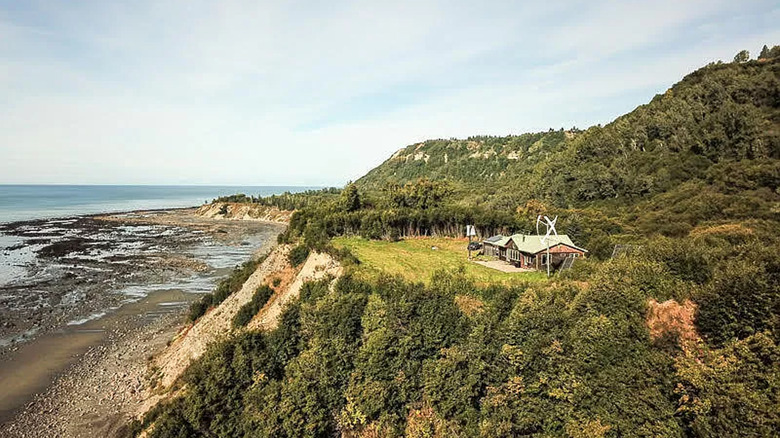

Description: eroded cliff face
[196,202,293,223]
[134,246,342,423]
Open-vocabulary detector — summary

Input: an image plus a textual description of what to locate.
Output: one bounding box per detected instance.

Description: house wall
[548,244,585,256]
[536,244,586,270]
[486,242,585,270]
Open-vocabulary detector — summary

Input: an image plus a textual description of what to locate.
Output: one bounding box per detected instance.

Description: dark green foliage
[675,333,780,436]
[187,293,212,322]
[188,257,264,322]
[288,245,310,267]
[211,193,255,203]
[140,238,780,437]
[303,221,329,250]
[138,54,780,438]
[760,45,770,59]
[341,183,362,212]
[212,188,342,210]
[733,49,750,63]
[695,246,780,346]
[384,179,452,209]
[232,285,275,328]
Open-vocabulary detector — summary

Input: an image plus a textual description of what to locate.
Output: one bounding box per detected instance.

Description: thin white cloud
[0,0,777,185]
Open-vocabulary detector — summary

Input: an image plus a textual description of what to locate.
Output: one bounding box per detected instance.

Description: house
[482,233,586,270]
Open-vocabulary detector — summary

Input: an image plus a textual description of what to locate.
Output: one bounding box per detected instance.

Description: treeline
[278,180,540,251]
[212,188,341,211]
[281,175,779,261]
[134,227,780,437]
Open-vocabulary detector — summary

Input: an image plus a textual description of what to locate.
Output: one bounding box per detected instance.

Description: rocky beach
[0,207,284,435]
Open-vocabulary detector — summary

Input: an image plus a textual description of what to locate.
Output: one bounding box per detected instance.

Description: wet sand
[0,289,187,437]
[0,288,189,425]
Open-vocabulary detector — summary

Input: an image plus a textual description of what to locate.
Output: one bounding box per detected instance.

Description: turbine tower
[536,215,558,277]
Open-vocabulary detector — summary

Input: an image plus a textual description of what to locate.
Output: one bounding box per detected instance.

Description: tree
[342,182,362,212]
[759,44,770,59]
[733,49,750,63]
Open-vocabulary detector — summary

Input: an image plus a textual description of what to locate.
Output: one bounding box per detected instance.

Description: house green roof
[484,234,587,254]
[510,234,587,254]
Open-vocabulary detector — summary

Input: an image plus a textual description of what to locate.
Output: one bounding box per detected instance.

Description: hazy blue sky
[1,1,778,186]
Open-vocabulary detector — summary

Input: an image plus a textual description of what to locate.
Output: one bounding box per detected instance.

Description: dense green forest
[272,53,779,257]
[134,49,780,437]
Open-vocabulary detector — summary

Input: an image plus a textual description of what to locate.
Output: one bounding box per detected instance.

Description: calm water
[0,185,317,223]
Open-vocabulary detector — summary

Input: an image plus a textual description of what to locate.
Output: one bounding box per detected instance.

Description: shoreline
[0,206,285,353]
[0,206,198,227]
[0,206,287,434]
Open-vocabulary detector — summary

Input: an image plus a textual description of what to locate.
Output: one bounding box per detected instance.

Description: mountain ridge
[357,57,779,210]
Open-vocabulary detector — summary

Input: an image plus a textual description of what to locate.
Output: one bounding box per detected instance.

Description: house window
[541,254,547,265]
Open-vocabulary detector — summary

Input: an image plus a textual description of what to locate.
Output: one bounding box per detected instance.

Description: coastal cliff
[134,244,343,433]
[196,202,292,223]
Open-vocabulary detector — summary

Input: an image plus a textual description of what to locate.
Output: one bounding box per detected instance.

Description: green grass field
[333,236,547,285]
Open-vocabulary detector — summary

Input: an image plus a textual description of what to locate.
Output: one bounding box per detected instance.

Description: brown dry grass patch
[690,223,755,239]
[455,294,484,317]
[646,299,699,347]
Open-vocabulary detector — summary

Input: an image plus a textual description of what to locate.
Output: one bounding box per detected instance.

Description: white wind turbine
[536,215,558,277]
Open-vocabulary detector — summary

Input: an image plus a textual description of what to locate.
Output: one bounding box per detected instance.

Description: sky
[0,1,778,186]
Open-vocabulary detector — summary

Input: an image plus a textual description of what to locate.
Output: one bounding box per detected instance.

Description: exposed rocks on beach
[0,244,343,438]
[0,207,287,436]
[0,208,282,354]
[0,306,182,438]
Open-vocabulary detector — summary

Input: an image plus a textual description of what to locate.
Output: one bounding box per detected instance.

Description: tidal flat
[0,208,283,428]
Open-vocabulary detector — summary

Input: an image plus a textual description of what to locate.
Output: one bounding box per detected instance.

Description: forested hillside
[358,57,779,209]
[134,49,780,438]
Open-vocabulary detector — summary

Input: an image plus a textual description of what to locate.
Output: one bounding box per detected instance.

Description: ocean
[0,185,317,224]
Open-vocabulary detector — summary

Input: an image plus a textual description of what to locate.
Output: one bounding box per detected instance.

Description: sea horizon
[0,184,321,224]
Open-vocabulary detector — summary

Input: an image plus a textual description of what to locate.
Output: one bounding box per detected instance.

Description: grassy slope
[333,236,547,285]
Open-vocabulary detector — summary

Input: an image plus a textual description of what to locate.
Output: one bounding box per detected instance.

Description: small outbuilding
[482,233,586,271]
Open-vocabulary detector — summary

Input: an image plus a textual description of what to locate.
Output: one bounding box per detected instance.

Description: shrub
[277,229,292,244]
[696,247,780,346]
[288,245,310,267]
[233,285,275,328]
[188,293,213,322]
[187,256,265,323]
